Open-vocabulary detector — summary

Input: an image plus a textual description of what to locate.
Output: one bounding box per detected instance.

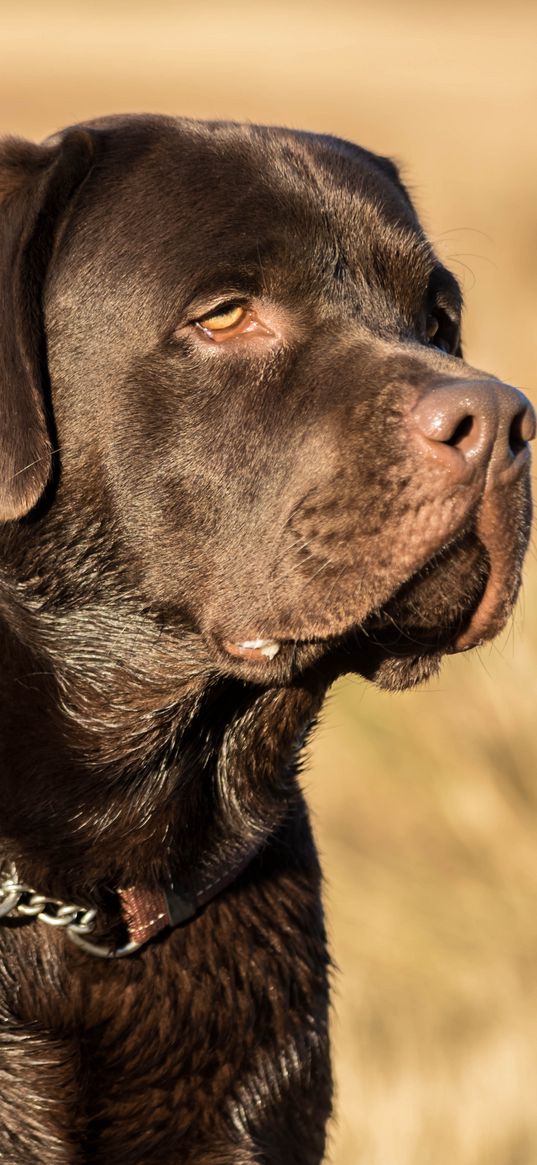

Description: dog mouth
[216,468,531,688]
[222,638,282,662]
[218,530,487,679]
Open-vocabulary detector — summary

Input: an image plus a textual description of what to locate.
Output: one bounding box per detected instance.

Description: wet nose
[412,379,536,481]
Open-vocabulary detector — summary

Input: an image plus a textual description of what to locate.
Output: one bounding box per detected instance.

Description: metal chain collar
[0,866,141,958]
[0,837,264,960]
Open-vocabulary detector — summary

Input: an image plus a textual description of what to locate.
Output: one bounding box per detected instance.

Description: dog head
[0,116,533,692]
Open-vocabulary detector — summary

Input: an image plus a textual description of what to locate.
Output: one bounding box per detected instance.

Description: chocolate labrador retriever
[0,115,534,1163]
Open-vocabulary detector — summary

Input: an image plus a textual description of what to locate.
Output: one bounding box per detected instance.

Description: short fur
[0,116,532,1163]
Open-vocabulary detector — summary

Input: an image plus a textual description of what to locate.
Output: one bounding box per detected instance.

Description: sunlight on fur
[2,1,536,1160]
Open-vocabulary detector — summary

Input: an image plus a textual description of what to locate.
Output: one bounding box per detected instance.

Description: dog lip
[453,479,527,651]
[222,638,281,661]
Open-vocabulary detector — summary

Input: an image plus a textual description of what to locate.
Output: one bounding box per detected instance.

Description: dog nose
[412,378,536,481]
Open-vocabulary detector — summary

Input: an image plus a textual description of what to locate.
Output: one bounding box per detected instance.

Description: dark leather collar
[0,838,263,959]
[118,842,261,946]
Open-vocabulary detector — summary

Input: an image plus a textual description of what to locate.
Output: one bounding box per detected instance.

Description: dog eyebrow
[182,255,274,312]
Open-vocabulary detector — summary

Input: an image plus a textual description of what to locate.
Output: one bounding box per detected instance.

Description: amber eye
[195,303,250,339]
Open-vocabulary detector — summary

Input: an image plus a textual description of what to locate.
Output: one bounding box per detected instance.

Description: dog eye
[425,310,458,355]
[426,315,439,342]
[195,302,253,341]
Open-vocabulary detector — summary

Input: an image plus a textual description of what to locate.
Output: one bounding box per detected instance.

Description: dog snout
[411,378,536,483]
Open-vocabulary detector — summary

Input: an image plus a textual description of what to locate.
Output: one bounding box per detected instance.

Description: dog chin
[324,533,493,691]
[353,646,444,692]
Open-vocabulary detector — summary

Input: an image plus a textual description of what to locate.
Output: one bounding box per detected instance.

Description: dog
[0,115,533,1163]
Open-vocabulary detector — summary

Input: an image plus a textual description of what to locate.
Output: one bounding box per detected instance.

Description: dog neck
[0,575,325,913]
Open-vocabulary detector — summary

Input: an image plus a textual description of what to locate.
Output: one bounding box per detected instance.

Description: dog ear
[0,130,95,521]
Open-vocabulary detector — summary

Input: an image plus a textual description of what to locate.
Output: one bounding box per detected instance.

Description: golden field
[2,3,537,1160]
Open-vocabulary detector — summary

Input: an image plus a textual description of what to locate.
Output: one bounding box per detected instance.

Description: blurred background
[3,2,537,1160]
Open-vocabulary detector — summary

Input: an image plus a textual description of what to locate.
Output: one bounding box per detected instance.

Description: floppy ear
[0,130,95,521]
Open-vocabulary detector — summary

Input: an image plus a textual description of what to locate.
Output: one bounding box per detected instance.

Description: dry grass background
[2,2,537,1160]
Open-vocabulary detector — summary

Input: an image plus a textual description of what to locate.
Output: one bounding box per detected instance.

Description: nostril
[444,414,475,451]
[509,409,533,457]
[412,379,534,482]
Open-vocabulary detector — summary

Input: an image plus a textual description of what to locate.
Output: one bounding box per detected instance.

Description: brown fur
[0,116,532,1162]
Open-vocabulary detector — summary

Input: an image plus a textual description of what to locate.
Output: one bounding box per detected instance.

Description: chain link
[0,871,97,933]
[0,866,142,958]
